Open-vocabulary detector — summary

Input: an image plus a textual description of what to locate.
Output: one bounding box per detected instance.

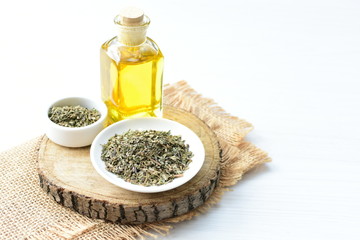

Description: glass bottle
[100,7,164,125]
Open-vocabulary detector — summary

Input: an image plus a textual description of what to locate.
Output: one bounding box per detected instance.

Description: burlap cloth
[0,81,271,239]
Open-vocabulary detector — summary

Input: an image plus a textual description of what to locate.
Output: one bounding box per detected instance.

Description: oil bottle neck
[114,8,150,46]
[117,24,149,46]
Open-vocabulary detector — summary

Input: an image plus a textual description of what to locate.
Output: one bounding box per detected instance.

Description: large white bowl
[46,97,107,148]
[90,118,205,193]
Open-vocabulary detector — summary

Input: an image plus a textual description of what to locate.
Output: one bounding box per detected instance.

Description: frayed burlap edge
[163,81,254,146]
[1,81,270,240]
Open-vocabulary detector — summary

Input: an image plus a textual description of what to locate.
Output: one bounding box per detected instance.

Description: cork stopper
[118,7,144,26]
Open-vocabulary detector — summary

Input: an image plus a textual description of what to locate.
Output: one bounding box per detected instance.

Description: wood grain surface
[37,105,221,224]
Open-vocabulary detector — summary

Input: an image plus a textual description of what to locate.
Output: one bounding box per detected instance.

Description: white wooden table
[0,0,359,239]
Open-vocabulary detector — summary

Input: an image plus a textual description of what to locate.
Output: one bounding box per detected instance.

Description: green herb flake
[101,130,193,186]
[48,105,101,128]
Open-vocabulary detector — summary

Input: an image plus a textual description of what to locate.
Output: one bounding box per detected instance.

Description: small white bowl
[90,118,205,193]
[46,97,107,148]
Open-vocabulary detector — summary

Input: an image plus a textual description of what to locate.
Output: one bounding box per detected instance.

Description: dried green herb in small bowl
[101,130,193,187]
[46,97,107,148]
[48,105,101,128]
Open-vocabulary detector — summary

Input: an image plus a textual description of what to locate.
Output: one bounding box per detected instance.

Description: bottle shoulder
[101,37,163,63]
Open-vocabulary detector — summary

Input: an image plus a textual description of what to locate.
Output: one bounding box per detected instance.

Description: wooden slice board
[37,105,221,224]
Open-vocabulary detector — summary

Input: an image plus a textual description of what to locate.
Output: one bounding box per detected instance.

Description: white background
[1,0,360,239]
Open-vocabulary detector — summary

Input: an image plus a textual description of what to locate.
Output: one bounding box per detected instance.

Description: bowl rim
[90,117,206,193]
[46,96,107,131]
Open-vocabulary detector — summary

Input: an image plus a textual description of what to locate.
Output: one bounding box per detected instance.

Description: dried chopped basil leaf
[101,130,193,186]
[48,105,101,128]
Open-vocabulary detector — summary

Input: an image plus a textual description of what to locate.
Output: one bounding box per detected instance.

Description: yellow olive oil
[100,8,164,125]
